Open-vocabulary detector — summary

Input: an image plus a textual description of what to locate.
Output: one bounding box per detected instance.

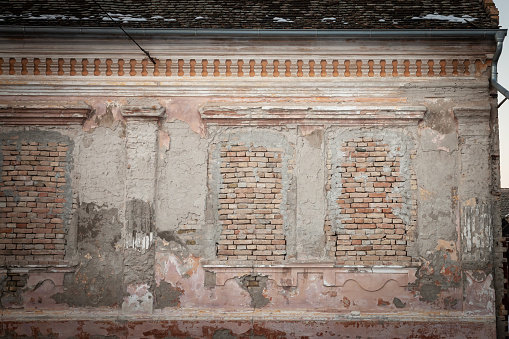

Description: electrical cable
[91,0,156,64]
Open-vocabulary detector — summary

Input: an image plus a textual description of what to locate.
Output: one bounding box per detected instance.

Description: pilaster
[120,99,165,314]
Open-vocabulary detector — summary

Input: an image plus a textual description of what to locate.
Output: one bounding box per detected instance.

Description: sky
[495,0,509,187]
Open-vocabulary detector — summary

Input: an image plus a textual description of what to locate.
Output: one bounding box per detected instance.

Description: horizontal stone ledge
[0,264,76,273]
[0,78,487,97]
[0,308,495,323]
[0,314,495,338]
[0,101,91,125]
[200,117,423,126]
[200,103,426,125]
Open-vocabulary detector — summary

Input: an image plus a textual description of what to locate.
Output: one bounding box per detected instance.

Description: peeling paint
[158,129,170,152]
[0,273,26,309]
[125,199,155,253]
[236,274,270,309]
[393,297,406,308]
[82,99,126,132]
[0,317,496,338]
[414,246,461,304]
[461,199,493,263]
[436,240,458,261]
[421,100,457,135]
[23,275,68,311]
[154,280,183,309]
[165,97,207,137]
[54,203,123,308]
[464,270,495,314]
[154,252,252,310]
[122,283,154,314]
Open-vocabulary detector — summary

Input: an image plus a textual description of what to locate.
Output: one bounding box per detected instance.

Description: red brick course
[0,140,68,266]
[217,144,286,262]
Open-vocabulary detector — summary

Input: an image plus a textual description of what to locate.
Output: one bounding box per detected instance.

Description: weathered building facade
[0,1,507,337]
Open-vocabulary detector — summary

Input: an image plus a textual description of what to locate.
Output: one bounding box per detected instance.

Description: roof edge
[482,0,500,26]
[0,26,507,38]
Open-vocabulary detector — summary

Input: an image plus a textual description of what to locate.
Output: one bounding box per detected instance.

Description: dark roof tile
[0,0,499,29]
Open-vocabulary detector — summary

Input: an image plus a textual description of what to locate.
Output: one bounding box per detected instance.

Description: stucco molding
[0,266,75,273]
[0,77,489,98]
[199,102,426,126]
[120,99,165,121]
[203,264,417,288]
[453,105,492,121]
[0,101,90,125]
[454,105,492,137]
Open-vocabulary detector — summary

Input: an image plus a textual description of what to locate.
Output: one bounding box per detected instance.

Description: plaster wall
[0,36,501,337]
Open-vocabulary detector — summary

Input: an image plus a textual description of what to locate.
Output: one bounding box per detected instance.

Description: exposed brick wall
[501,188,509,219]
[217,143,286,262]
[0,140,69,266]
[1,272,26,299]
[324,214,337,258]
[332,137,415,265]
[176,217,200,247]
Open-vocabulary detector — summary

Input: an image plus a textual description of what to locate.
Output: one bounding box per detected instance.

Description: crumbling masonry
[0,25,505,337]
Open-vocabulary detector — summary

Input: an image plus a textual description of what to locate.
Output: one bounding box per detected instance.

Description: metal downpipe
[492,30,509,100]
[493,79,509,100]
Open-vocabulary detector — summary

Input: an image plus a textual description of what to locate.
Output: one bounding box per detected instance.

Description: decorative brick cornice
[0,57,491,79]
[0,101,91,125]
